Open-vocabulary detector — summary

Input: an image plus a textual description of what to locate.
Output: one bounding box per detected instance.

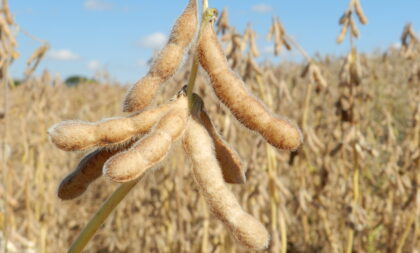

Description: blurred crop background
[1,0,419,252]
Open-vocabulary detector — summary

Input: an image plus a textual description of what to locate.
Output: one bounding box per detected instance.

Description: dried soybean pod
[336,19,349,44]
[0,16,16,46]
[25,43,50,78]
[26,44,50,66]
[57,140,136,200]
[249,37,260,57]
[183,117,269,250]
[354,0,368,25]
[191,94,245,184]
[48,97,184,151]
[104,98,189,182]
[244,54,263,81]
[273,19,284,55]
[198,20,302,150]
[267,17,275,41]
[301,63,311,78]
[339,11,349,25]
[123,0,198,112]
[2,0,14,25]
[244,25,260,58]
[311,65,328,89]
[282,37,292,51]
[350,18,360,38]
[216,8,230,34]
[201,111,246,184]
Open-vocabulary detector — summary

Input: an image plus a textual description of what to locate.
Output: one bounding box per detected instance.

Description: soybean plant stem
[187,5,216,112]
[285,34,312,63]
[1,58,11,253]
[20,27,49,44]
[346,124,360,253]
[68,179,139,253]
[187,57,200,111]
[301,79,313,130]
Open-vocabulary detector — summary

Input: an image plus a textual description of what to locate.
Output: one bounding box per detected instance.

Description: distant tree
[13,79,23,86]
[64,75,97,86]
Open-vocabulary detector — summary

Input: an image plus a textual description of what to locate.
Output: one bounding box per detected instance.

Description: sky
[8,0,420,84]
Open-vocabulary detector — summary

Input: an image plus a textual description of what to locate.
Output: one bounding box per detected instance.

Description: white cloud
[390,42,401,50]
[138,32,167,49]
[251,4,274,13]
[47,49,80,61]
[262,46,274,54]
[84,0,113,10]
[87,60,101,70]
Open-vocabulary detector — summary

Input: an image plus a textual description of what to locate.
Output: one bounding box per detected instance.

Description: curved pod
[104,98,189,182]
[183,118,269,250]
[123,0,198,112]
[198,21,302,150]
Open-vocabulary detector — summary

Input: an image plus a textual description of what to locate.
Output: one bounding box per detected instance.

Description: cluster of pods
[48,0,302,250]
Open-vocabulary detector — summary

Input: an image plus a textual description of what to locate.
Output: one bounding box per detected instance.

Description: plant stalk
[187,6,217,111]
[68,179,139,253]
[202,0,208,10]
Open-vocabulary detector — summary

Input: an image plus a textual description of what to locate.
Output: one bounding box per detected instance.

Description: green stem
[187,57,200,111]
[68,179,139,253]
[187,6,217,112]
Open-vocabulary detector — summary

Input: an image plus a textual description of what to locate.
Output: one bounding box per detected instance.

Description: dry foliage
[1,44,419,252]
[0,1,419,253]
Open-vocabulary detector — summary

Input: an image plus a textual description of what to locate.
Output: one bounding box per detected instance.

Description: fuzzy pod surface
[123,0,198,112]
[199,109,246,184]
[57,141,135,200]
[48,97,183,151]
[183,117,269,250]
[104,97,189,182]
[198,21,302,150]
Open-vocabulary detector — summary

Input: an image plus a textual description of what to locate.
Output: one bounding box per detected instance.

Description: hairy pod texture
[57,141,135,200]
[183,117,269,250]
[199,109,246,184]
[123,0,198,112]
[104,96,189,182]
[48,97,183,151]
[198,21,302,150]
[191,93,246,184]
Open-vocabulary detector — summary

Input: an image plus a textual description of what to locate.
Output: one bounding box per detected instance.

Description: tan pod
[183,117,269,250]
[104,98,189,182]
[123,0,198,112]
[57,141,135,200]
[198,21,302,150]
[48,96,185,151]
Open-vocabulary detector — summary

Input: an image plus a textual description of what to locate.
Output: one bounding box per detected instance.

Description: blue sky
[9,0,420,84]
